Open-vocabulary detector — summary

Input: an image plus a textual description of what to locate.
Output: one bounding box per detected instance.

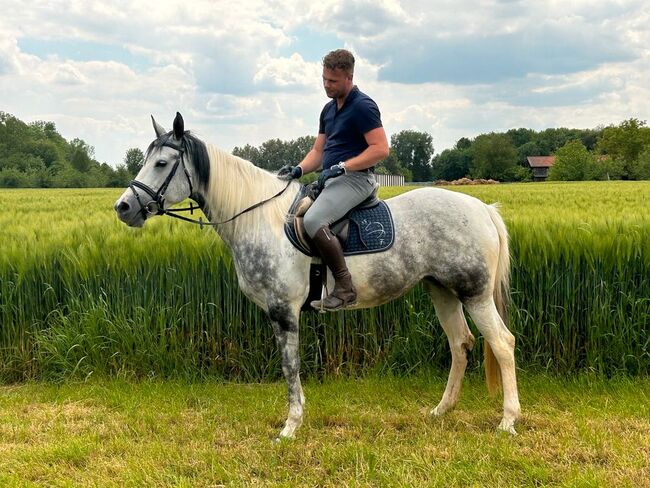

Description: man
[278,49,389,311]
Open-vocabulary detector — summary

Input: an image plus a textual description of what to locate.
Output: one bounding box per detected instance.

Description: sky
[0,0,648,167]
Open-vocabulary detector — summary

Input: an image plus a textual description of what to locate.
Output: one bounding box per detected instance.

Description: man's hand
[277,165,303,181]
[317,163,345,189]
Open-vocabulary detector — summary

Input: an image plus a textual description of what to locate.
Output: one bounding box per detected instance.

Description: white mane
[204,145,299,239]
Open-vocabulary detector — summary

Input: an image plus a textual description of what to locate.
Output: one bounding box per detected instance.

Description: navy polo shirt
[318,86,383,170]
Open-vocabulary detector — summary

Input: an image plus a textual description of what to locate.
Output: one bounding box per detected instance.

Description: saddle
[284,183,395,257]
[284,183,395,311]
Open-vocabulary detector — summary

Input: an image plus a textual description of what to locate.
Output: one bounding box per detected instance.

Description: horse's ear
[151,116,166,138]
[173,112,184,140]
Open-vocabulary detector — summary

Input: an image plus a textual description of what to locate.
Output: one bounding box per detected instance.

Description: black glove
[317,163,345,189]
[277,165,303,181]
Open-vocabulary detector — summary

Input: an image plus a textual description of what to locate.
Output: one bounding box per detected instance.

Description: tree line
[0,112,146,188]
[232,120,650,182]
[1,110,649,188]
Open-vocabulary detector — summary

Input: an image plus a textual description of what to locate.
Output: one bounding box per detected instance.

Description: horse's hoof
[429,403,450,417]
[276,421,300,441]
[273,434,294,445]
[497,419,518,435]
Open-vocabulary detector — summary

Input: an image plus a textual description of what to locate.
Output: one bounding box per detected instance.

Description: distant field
[0,181,648,381]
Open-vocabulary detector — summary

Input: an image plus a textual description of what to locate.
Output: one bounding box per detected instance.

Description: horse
[114,113,521,439]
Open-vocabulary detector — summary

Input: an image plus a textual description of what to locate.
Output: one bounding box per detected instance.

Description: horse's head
[114,112,209,227]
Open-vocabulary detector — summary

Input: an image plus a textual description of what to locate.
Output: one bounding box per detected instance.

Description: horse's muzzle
[114,196,146,227]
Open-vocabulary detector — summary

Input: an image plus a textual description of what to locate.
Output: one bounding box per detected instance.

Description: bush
[0,168,29,187]
[549,140,597,181]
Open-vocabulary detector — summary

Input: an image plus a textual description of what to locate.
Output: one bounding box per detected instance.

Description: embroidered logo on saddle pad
[284,185,395,257]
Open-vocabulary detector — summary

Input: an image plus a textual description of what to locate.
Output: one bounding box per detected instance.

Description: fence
[375,173,404,186]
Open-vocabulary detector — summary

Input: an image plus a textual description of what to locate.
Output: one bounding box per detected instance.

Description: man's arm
[297,133,327,175]
[341,127,389,172]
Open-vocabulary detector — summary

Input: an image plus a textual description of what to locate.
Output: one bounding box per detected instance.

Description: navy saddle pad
[284,186,395,257]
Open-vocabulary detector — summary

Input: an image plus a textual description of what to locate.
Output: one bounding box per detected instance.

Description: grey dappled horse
[115,113,521,439]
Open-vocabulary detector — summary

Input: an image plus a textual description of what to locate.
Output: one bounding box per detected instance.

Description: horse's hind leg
[425,281,475,417]
[464,296,520,434]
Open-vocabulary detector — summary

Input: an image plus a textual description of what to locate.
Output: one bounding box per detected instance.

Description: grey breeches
[303,171,378,238]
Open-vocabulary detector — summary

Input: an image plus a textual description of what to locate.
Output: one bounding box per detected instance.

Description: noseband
[128,139,194,219]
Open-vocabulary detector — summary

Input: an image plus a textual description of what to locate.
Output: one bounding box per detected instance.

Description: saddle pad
[284,187,395,257]
[343,202,395,255]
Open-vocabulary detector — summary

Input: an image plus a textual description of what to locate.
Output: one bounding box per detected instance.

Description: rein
[128,139,293,229]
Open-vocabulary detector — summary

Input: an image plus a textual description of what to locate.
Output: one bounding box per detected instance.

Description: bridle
[128,139,194,219]
[128,138,292,229]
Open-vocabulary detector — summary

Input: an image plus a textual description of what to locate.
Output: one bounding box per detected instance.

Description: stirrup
[310,283,357,312]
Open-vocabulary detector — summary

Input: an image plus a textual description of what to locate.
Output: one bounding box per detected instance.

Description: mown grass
[0,182,648,382]
[0,374,648,487]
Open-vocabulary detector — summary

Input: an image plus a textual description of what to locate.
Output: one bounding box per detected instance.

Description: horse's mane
[203,144,299,237]
[146,131,297,237]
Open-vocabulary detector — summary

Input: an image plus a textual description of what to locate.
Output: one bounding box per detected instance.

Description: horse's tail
[484,203,511,396]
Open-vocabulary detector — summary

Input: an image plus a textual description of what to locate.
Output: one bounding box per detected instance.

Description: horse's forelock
[145,131,210,189]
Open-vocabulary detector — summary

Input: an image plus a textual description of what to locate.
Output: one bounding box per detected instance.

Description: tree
[102,163,132,187]
[516,140,544,165]
[233,136,316,171]
[390,130,434,182]
[0,168,29,187]
[70,147,92,173]
[431,147,472,181]
[548,140,597,181]
[124,148,145,176]
[232,144,262,165]
[52,164,88,188]
[69,138,95,158]
[580,128,602,151]
[376,151,411,179]
[597,118,650,179]
[26,140,62,167]
[67,138,95,173]
[630,146,650,180]
[455,137,471,150]
[536,128,585,155]
[470,133,518,181]
[506,128,535,148]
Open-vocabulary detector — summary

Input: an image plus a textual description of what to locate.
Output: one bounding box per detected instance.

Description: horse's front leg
[269,303,304,440]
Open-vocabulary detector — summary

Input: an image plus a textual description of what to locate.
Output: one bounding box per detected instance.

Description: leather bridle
[127,138,292,229]
[128,139,194,219]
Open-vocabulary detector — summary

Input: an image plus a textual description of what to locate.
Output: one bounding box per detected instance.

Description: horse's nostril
[116,200,130,213]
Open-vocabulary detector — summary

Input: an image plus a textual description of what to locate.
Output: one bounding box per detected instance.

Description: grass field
[0,374,648,487]
[0,181,649,381]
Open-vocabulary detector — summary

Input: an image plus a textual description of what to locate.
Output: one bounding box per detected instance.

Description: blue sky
[0,0,648,166]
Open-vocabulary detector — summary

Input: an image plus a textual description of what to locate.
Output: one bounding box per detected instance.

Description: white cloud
[253,53,321,89]
[0,0,648,168]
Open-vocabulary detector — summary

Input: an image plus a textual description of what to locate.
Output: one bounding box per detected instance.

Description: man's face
[322,67,353,99]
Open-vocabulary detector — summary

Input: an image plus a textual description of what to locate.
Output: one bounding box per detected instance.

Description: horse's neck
[202,144,297,247]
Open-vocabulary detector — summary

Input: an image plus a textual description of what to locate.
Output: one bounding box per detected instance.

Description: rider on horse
[278,49,390,311]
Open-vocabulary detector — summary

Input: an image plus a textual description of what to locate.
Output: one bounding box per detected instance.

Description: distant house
[527,156,556,182]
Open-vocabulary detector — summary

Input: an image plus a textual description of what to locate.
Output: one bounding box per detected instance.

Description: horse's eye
[155,160,167,168]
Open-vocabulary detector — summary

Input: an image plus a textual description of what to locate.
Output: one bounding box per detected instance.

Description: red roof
[527,156,556,168]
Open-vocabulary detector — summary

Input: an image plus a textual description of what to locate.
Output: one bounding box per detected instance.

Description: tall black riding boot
[309,225,357,311]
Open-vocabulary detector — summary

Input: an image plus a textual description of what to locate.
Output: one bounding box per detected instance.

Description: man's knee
[303,210,326,238]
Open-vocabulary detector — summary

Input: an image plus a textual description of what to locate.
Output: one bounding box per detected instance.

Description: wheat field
[1,181,648,381]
